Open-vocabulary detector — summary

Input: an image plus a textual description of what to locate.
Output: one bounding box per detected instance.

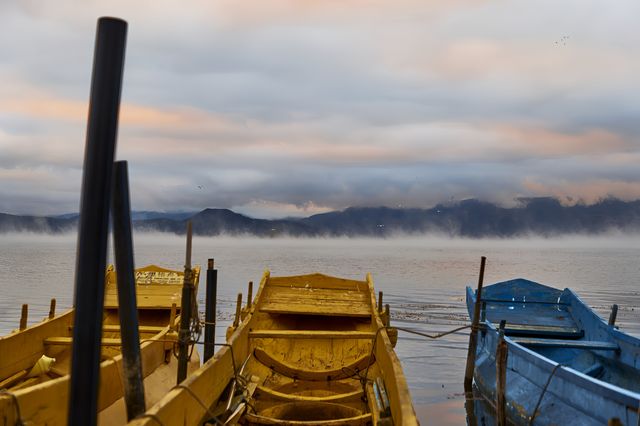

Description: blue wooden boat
[466,278,640,425]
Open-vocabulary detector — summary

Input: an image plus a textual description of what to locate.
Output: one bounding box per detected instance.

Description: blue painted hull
[466,279,640,425]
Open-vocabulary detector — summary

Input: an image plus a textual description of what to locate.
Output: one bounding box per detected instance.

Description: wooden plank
[503,323,583,339]
[259,286,371,317]
[268,274,368,291]
[262,286,368,300]
[0,370,28,389]
[260,304,370,317]
[104,284,183,309]
[254,347,374,381]
[255,386,363,403]
[44,337,124,346]
[512,338,619,351]
[483,298,570,306]
[100,324,166,333]
[485,303,577,329]
[243,412,372,425]
[249,330,375,339]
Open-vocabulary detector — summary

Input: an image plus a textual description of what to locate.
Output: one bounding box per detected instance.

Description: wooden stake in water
[247,281,253,310]
[233,293,243,328]
[496,320,508,426]
[464,256,487,393]
[608,304,619,326]
[378,291,383,313]
[19,304,28,331]
[48,298,56,319]
[384,303,391,327]
[177,221,194,384]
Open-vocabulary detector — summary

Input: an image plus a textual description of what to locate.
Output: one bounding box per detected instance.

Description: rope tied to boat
[0,390,24,426]
[361,324,472,397]
[528,363,562,426]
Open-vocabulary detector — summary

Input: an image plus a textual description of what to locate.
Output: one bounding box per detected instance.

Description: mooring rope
[395,324,472,340]
[361,324,472,397]
[528,363,562,425]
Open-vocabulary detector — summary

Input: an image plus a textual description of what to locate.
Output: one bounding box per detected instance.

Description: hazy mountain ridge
[3,198,640,237]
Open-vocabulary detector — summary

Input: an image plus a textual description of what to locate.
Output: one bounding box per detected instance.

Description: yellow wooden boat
[129,271,418,425]
[0,264,200,425]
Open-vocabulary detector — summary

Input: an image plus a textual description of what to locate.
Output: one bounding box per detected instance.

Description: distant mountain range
[3,197,640,237]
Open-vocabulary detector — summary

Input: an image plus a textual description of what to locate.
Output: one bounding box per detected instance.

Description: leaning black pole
[68,17,127,426]
[112,161,146,420]
[204,258,217,362]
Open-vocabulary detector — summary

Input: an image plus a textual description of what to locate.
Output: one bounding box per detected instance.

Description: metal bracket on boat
[0,390,24,426]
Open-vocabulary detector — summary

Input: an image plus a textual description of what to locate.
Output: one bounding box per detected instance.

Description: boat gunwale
[485,320,640,406]
[126,271,267,425]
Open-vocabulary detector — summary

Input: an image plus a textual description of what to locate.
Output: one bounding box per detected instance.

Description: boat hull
[0,264,201,425]
[466,279,640,425]
[129,271,418,425]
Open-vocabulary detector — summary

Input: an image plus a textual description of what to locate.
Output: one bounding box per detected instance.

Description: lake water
[1,233,640,425]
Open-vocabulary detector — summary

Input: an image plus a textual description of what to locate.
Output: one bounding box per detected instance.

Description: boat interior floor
[205,353,374,426]
[206,312,384,425]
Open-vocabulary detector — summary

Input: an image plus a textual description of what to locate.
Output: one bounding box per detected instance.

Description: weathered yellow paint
[104,264,201,310]
[248,330,376,339]
[129,271,418,426]
[0,263,200,425]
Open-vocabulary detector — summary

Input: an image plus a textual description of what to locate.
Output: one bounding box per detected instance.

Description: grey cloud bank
[1,1,640,217]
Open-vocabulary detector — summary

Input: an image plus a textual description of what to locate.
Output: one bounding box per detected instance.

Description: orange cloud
[0,96,85,122]
[0,92,232,129]
[489,124,628,158]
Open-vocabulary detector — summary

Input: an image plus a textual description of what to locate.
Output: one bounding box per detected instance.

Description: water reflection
[1,234,640,425]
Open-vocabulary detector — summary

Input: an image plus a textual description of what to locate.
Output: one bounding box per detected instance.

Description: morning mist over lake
[2,1,640,425]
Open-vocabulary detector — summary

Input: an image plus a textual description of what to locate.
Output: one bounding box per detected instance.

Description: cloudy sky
[1,1,639,218]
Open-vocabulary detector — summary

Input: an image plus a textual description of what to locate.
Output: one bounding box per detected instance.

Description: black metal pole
[204,258,217,363]
[69,17,127,426]
[112,161,145,420]
[177,221,194,384]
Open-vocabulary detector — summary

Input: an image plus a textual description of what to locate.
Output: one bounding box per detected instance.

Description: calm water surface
[1,233,640,425]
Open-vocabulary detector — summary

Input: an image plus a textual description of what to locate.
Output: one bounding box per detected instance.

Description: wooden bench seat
[253,347,374,381]
[255,386,364,403]
[44,337,124,346]
[512,337,619,351]
[503,323,584,339]
[249,330,375,339]
[243,412,372,425]
[259,286,371,317]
